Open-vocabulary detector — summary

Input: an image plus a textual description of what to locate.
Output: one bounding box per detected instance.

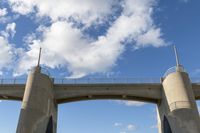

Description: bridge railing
[0,78,161,84]
[190,78,200,84]
[53,78,161,84]
[0,79,26,84]
[163,66,186,79]
[0,77,200,85]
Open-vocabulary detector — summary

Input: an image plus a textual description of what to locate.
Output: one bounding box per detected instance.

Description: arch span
[54,83,162,104]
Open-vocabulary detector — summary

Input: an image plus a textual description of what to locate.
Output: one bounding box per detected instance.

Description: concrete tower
[158,46,200,133]
[16,48,57,133]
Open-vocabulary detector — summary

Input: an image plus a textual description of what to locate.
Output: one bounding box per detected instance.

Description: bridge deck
[0,78,200,103]
[54,83,162,104]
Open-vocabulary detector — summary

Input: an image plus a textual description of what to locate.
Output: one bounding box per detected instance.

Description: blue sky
[0,0,200,133]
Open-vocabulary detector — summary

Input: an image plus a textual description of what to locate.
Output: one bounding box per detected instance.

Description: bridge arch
[54,83,162,104]
[56,94,158,104]
[57,100,157,133]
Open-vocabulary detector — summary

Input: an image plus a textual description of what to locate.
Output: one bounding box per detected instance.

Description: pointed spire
[37,47,42,67]
[173,45,180,67]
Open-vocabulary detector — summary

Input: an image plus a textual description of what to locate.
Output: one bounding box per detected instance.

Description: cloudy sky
[0,0,200,133]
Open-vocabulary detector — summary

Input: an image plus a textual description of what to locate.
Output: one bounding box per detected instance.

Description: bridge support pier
[158,68,200,133]
[16,67,57,133]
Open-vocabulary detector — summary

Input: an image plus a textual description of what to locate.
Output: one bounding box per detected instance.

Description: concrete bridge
[0,47,200,133]
[0,65,200,133]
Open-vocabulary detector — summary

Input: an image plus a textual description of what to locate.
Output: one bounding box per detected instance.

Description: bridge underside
[54,83,162,104]
[1,83,200,103]
[0,84,24,101]
[56,95,159,104]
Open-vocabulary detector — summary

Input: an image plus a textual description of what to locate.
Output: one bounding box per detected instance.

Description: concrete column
[157,91,171,133]
[156,107,162,133]
[16,67,57,133]
[160,68,200,133]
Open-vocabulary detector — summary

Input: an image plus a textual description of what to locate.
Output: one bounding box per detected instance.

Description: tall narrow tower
[158,46,200,133]
[16,48,57,133]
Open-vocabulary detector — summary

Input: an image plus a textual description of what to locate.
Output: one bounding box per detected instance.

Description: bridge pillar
[158,67,200,133]
[16,67,57,133]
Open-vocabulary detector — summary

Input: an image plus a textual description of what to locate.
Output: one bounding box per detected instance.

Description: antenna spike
[37,47,42,67]
[173,45,180,67]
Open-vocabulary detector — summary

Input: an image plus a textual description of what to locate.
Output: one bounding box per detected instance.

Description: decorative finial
[173,45,180,67]
[37,47,42,67]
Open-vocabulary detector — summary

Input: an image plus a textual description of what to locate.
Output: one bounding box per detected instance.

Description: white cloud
[6,23,16,38]
[8,0,117,26]
[0,23,16,73]
[0,100,2,102]
[8,0,34,15]
[114,123,123,127]
[0,8,7,17]
[8,0,167,77]
[135,28,166,48]
[1,23,17,38]
[150,124,158,129]
[0,36,13,72]
[115,100,146,106]
[14,21,123,77]
[114,123,137,133]
[0,8,9,23]
[127,124,136,131]
[0,11,19,24]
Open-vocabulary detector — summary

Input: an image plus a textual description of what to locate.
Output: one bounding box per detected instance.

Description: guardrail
[0,78,161,84]
[163,65,186,78]
[53,78,161,84]
[191,78,200,83]
[0,77,200,85]
[30,67,51,77]
[0,79,26,84]
[41,68,51,77]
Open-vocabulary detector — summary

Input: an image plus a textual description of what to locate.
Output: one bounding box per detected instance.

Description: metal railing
[53,78,161,84]
[191,78,200,84]
[30,67,51,77]
[163,66,186,79]
[0,77,200,85]
[41,68,51,77]
[0,79,26,84]
[0,78,161,85]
